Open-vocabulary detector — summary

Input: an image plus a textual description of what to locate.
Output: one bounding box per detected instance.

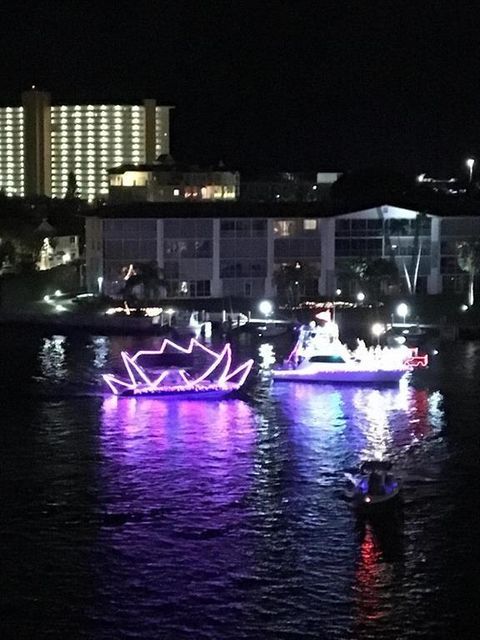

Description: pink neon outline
[120,351,153,386]
[222,359,254,387]
[215,344,233,386]
[189,344,230,386]
[102,374,136,394]
[103,339,252,397]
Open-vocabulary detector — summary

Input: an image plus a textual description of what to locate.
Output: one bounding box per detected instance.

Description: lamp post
[371,322,385,346]
[396,302,409,326]
[332,288,342,322]
[466,158,475,183]
[259,300,273,322]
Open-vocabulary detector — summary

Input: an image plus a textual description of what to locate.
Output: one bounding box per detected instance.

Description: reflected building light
[92,336,109,369]
[258,343,276,369]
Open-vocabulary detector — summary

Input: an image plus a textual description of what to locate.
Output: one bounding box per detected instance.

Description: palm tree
[364,258,399,299]
[457,240,480,306]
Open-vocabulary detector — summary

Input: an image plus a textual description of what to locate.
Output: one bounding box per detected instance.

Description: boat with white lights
[103,338,254,399]
[272,312,427,384]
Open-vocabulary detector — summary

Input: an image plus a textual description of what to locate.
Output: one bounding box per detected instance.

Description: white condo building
[85,202,477,300]
[0,89,172,200]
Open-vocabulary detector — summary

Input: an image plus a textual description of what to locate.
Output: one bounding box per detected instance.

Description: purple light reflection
[273,382,443,473]
[100,395,256,509]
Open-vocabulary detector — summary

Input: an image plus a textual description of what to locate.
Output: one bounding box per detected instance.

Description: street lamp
[371,322,385,345]
[335,288,342,296]
[466,158,475,183]
[356,292,365,303]
[396,302,409,325]
[259,300,273,318]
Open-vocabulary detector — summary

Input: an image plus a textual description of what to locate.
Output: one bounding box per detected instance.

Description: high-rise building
[0,89,172,200]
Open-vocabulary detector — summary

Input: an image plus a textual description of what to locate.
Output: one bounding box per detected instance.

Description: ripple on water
[1,334,480,639]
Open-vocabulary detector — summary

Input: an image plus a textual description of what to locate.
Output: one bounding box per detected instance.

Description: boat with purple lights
[273,315,427,384]
[102,338,254,399]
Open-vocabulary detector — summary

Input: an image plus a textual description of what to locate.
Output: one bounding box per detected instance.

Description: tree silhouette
[273,262,319,305]
[457,240,480,306]
[364,258,399,298]
[65,171,79,199]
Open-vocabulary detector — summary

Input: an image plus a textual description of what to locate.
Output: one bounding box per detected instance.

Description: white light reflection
[91,336,109,369]
[258,343,276,370]
[39,335,67,381]
[352,388,394,460]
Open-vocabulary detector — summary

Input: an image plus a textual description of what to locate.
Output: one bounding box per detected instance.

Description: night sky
[1,1,479,176]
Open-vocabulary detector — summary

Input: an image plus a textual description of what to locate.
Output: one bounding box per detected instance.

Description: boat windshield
[308,355,346,363]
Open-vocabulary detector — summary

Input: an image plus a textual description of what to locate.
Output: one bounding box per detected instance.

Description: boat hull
[117,386,238,400]
[272,367,408,383]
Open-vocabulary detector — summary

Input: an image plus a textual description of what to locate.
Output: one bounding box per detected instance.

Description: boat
[344,461,401,510]
[102,338,254,399]
[272,314,427,384]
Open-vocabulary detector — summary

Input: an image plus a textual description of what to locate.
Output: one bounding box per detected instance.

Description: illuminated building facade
[0,89,172,200]
[0,106,24,196]
[87,203,474,299]
[108,156,239,203]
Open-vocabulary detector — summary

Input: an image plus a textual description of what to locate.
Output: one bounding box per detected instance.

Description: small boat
[272,314,426,384]
[344,461,401,510]
[102,338,253,399]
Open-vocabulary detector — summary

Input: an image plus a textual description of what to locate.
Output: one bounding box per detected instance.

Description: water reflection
[90,336,110,369]
[273,382,443,468]
[100,396,257,510]
[39,335,67,382]
[258,343,276,370]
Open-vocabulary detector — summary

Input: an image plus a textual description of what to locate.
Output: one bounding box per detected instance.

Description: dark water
[1,331,479,639]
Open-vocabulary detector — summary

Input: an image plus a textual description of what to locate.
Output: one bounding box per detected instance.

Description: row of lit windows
[52,141,143,150]
[51,124,144,133]
[52,105,143,112]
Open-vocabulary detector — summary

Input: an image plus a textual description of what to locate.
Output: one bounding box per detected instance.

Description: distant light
[396,302,409,320]
[54,289,62,297]
[105,308,116,315]
[364,496,371,503]
[97,276,104,293]
[259,300,273,317]
[144,307,163,317]
[43,295,51,302]
[356,292,365,302]
[371,322,385,337]
[335,288,342,296]
[466,158,475,170]
[312,185,318,190]
[432,349,439,355]
[165,308,175,315]
[460,304,469,312]
[416,173,426,183]
[55,304,67,312]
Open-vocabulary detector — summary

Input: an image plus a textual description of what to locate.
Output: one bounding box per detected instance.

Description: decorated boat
[272,312,427,384]
[103,338,254,398]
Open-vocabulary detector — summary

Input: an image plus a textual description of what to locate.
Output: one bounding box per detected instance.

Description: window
[310,355,346,363]
[189,280,211,297]
[303,219,317,231]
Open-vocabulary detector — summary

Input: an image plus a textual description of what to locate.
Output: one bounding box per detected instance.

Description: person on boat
[367,471,385,496]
